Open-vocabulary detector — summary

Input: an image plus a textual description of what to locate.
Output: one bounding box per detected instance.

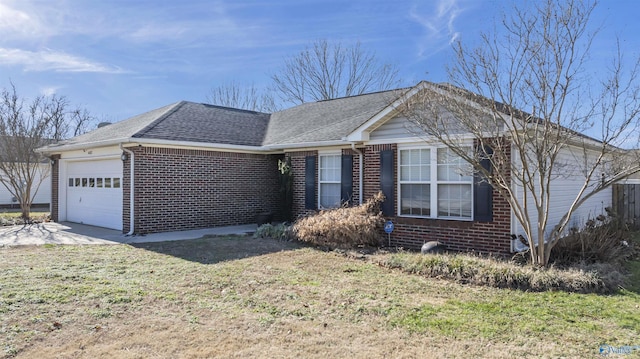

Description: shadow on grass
[131,234,304,265]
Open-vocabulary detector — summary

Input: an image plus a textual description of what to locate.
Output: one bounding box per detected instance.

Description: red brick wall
[287,150,318,219]
[123,146,282,234]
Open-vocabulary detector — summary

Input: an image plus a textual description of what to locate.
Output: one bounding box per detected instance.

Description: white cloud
[410,0,464,58]
[39,86,62,96]
[0,48,126,73]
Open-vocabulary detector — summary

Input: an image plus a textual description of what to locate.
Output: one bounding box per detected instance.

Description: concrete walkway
[0,222,257,246]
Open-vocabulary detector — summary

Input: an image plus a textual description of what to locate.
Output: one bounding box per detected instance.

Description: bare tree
[206,81,279,113]
[0,83,94,219]
[401,0,640,266]
[271,40,400,105]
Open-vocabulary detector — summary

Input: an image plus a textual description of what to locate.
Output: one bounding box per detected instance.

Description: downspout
[120,144,135,235]
[350,143,364,205]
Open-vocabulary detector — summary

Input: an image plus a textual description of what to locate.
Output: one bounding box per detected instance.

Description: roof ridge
[310,87,411,103]
[195,102,271,115]
[132,101,186,138]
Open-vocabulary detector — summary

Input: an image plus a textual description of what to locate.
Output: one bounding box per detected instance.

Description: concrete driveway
[0,222,257,246]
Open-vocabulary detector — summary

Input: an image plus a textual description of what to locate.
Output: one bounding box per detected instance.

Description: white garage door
[66,159,123,230]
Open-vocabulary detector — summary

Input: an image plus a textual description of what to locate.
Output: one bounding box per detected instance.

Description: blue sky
[1,0,639,123]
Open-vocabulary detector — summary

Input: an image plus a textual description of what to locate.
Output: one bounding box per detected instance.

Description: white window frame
[397,144,474,221]
[318,151,342,209]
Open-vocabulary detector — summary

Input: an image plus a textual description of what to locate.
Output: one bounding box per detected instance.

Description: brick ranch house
[37,81,611,254]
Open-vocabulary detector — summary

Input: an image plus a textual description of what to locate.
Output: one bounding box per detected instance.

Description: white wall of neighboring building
[511,145,612,251]
[0,163,51,206]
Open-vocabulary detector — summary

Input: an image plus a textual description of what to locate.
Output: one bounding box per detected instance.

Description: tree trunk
[21,207,30,220]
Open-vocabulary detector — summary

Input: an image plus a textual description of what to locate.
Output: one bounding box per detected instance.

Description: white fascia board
[39,137,273,155]
[126,138,271,154]
[36,138,131,155]
[264,140,350,151]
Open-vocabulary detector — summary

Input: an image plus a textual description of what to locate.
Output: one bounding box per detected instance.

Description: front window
[319,154,341,208]
[399,146,473,220]
[399,148,431,216]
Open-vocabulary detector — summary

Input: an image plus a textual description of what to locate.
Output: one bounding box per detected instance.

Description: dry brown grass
[1,237,638,358]
[292,191,385,248]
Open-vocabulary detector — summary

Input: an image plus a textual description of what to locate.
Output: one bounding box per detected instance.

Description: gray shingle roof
[42,102,179,150]
[40,87,410,152]
[132,102,270,146]
[264,88,407,146]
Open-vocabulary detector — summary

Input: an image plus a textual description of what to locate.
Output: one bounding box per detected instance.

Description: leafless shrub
[550,209,637,266]
[292,191,385,248]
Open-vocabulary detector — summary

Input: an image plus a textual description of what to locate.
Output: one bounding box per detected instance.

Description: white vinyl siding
[319,153,341,208]
[0,163,51,205]
[370,116,420,140]
[511,145,612,250]
[398,146,473,220]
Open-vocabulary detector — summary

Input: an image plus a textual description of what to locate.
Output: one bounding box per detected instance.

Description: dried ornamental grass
[378,252,620,293]
[292,192,385,248]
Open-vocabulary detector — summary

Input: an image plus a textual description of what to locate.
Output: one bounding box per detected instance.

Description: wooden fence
[612,184,640,229]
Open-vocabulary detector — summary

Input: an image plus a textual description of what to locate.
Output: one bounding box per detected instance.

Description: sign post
[384,220,394,247]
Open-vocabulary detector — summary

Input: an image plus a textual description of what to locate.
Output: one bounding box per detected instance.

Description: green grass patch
[623,260,640,293]
[392,289,639,342]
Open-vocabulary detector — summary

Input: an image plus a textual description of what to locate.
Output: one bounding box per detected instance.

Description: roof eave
[265,140,352,151]
[37,137,275,155]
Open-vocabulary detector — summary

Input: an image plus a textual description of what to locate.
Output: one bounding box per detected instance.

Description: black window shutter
[380,149,395,216]
[341,154,354,205]
[305,156,317,210]
[474,147,493,222]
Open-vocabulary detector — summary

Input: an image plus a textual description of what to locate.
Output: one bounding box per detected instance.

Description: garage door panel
[66,159,123,230]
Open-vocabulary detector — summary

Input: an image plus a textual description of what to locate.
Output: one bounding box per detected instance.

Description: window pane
[89,178,95,187]
[104,178,111,188]
[113,178,121,188]
[75,178,80,187]
[68,178,74,187]
[399,149,430,182]
[400,184,430,216]
[320,183,341,208]
[438,184,472,218]
[96,178,103,188]
[437,147,472,181]
[319,155,340,182]
[82,178,88,187]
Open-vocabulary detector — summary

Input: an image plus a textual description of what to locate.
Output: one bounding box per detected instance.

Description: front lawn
[1,236,638,358]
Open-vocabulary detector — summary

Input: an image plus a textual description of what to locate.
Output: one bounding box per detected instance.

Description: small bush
[550,209,637,266]
[292,192,385,248]
[253,223,291,240]
[378,251,623,293]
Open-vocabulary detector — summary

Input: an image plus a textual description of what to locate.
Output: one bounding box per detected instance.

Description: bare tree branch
[206,81,279,113]
[271,40,400,105]
[0,82,94,219]
[400,0,640,267]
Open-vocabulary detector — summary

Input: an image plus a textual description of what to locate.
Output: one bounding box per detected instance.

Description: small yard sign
[384,220,394,247]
